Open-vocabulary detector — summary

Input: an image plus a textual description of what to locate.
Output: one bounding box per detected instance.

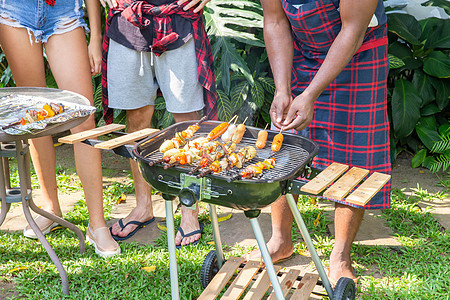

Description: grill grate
[136,121,318,183]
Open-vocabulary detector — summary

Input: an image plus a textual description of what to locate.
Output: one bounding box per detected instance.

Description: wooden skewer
[242,116,248,125]
[263,124,268,130]
[228,115,238,123]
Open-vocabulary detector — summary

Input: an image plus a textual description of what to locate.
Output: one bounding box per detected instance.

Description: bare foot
[328,250,357,285]
[244,236,294,264]
[175,206,201,247]
[111,206,154,238]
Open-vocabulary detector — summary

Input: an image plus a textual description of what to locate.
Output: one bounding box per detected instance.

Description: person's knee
[126,106,154,131]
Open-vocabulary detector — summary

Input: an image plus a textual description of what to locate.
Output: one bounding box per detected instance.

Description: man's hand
[280,93,315,131]
[99,0,117,8]
[178,0,210,13]
[270,91,292,129]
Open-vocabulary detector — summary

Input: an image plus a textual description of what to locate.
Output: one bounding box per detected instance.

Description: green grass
[1,161,449,299]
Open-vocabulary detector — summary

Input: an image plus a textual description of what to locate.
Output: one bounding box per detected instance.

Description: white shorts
[107,38,205,113]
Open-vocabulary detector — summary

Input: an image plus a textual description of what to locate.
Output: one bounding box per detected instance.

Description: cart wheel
[200,250,221,289]
[332,277,356,300]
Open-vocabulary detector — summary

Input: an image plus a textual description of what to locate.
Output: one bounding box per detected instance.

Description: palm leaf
[431,135,450,153]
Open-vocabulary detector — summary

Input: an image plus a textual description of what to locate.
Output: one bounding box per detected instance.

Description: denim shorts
[0,0,88,44]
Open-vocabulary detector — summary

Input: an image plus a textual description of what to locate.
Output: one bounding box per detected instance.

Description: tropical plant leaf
[423,51,450,78]
[416,118,442,150]
[412,149,427,168]
[231,81,249,111]
[154,96,166,110]
[216,89,233,121]
[258,77,275,95]
[387,13,422,46]
[204,0,263,91]
[159,109,174,129]
[439,123,450,137]
[420,17,450,49]
[429,77,450,110]
[113,109,127,125]
[421,103,441,116]
[391,79,422,138]
[428,153,450,173]
[93,79,103,113]
[388,54,405,69]
[412,70,436,107]
[251,81,265,108]
[431,132,450,153]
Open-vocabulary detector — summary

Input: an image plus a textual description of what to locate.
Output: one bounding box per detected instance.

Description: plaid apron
[283,0,391,209]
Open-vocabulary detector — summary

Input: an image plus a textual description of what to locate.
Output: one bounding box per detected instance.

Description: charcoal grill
[62,119,384,299]
[133,120,347,300]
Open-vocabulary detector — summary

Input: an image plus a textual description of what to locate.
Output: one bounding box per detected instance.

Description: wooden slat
[267,268,301,300]
[243,266,282,300]
[301,162,349,195]
[346,172,391,206]
[290,273,319,300]
[221,260,262,300]
[58,124,126,144]
[322,167,369,200]
[94,128,159,150]
[198,257,244,300]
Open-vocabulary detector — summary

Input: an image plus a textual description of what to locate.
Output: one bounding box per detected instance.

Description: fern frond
[431,135,450,153]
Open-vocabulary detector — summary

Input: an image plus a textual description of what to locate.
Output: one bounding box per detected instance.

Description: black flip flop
[109,217,156,241]
[176,221,204,249]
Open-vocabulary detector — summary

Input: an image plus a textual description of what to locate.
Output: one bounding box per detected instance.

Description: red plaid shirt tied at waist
[102,0,218,123]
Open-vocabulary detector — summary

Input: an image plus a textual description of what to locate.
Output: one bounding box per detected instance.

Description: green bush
[387,13,450,172]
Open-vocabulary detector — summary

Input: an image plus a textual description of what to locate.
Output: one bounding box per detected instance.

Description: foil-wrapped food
[0,94,96,135]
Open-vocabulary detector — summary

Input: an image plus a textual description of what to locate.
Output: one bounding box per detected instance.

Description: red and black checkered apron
[283,0,391,209]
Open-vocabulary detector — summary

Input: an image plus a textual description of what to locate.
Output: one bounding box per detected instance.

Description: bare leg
[172,111,203,246]
[246,195,295,262]
[0,25,62,231]
[328,203,363,281]
[44,28,109,231]
[110,106,155,238]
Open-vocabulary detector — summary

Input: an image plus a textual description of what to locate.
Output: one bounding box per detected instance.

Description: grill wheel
[332,277,356,300]
[200,250,222,289]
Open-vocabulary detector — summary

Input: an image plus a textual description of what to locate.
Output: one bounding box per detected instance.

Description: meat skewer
[159,116,207,153]
[206,115,237,141]
[231,116,248,144]
[271,128,284,152]
[240,157,277,179]
[196,146,257,178]
[255,124,268,149]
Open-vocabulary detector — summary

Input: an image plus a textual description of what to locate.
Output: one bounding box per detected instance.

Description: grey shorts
[107,38,205,113]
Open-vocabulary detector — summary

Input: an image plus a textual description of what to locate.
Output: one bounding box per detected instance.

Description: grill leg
[165,200,180,300]
[285,193,333,298]
[208,204,224,268]
[249,218,285,300]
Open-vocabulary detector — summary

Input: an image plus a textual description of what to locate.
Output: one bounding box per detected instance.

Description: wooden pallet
[199,257,320,300]
[58,124,159,149]
[301,162,391,206]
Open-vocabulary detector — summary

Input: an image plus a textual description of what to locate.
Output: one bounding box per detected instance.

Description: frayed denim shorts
[0,0,88,44]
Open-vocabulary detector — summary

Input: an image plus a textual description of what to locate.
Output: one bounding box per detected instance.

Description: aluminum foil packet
[0,94,96,135]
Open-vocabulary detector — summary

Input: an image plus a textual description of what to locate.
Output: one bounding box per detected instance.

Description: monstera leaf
[391,79,422,138]
[204,0,264,92]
